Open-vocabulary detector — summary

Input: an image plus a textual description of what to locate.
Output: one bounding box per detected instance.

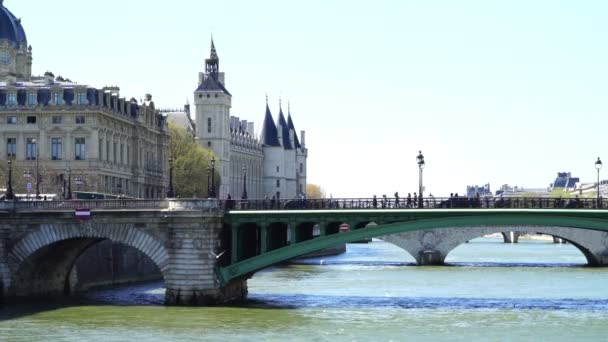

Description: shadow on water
[288,260,585,268]
[0,281,165,321]
[246,293,608,311]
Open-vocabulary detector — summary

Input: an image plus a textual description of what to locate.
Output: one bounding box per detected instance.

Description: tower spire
[205,37,219,79]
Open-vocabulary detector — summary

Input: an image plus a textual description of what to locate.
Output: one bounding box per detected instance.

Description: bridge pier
[418,250,444,265]
[164,211,246,306]
[501,231,520,243]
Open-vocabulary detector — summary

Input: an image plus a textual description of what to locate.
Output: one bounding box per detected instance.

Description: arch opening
[11,238,165,299]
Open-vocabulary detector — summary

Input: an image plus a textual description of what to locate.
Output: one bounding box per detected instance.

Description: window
[276,166,280,173]
[6,116,16,124]
[26,116,36,124]
[7,93,16,106]
[120,144,124,164]
[300,184,303,193]
[300,163,303,173]
[28,93,37,106]
[276,179,280,188]
[51,138,62,160]
[52,116,62,124]
[207,141,212,147]
[75,116,85,124]
[6,138,16,158]
[51,93,61,105]
[106,140,110,161]
[76,93,86,105]
[0,51,9,65]
[207,118,212,133]
[75,138,86,160]
[113,142,117,164]
[26,138,37,160]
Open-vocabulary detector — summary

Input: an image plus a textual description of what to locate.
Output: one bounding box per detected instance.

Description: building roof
[277,108,293,150]
[195,75,231,95]
[0,2,27,47]
[260,104,280,147]
[287,113,301,148]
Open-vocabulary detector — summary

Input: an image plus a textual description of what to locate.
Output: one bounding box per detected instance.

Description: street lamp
[5,159,14,200]
[596,157,602,207]
[167,157,175,198]
[35,149,40,199]
[66,168,72,200]
[210,156,216,198]
[23,169,31,198]
[206,165,211,198]
[417,150,425,208]
[241,165,248,200]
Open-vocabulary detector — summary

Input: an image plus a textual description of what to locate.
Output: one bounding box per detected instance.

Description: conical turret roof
[260,103,280,147]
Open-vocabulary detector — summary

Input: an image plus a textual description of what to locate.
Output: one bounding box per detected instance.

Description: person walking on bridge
[394,192,400,208]
[406,193,412,208]
[372,195,378,209]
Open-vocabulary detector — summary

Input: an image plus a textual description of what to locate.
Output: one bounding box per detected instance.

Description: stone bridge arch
[381,226,608,266]
[5,223,169,298]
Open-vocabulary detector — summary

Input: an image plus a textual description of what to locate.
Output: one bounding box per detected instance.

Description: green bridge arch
[218,210,608,284]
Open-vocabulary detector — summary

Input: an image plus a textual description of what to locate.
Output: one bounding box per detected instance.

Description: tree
[169,123,219,198]
[306,184,326,199]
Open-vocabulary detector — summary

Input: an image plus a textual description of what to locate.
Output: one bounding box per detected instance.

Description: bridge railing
[0,199,220,212]
[220,196,607,211]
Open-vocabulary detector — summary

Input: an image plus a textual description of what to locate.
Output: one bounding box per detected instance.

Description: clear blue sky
[8,0,608,197]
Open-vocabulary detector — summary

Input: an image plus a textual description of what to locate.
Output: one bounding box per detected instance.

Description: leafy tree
[549,188,574,198]
[306,183,326,199]
[169,123,219,198]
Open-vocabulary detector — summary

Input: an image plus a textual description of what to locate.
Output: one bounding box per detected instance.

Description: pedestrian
[271,195,276,209]
[382,194,387,208]
[406,193,412,208]
[413,192,418,208]
[394,192,400,208]
[372,195,378,209]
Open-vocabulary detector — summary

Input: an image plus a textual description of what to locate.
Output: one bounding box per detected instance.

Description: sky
[7,0,608,197]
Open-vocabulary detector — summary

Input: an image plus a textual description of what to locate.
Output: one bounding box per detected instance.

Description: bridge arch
[6,223,169,298]
[381,226,604,266]
[219,214,608,284]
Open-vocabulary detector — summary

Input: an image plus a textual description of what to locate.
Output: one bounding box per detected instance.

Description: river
[1,237,608,341]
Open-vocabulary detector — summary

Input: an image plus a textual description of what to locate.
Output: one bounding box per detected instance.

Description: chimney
[241,120,248,134]
[289,129,295,148]
[248,122,254,136]
[300,130,306,148]
[277,123,283,147]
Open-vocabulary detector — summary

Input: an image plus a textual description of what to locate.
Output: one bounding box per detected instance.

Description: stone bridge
[2,199,608,305]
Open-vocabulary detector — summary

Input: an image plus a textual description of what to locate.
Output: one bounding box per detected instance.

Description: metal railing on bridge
[221,196,608,211]
[0,199,220,212]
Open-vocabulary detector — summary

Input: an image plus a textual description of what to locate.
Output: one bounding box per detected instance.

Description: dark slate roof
[287,114,301,148]
[276,109,293,150]
[195,75,231,95]
[0,2,27,47]
[260,104,280,147]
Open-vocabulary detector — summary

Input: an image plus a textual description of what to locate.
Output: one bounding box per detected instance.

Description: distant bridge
[1,197,608,305]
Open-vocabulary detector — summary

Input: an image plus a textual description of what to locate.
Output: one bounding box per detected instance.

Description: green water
[2,238,608,341]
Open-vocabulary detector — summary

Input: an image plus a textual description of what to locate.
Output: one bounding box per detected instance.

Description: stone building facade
[185,40,308,200]
[0,3,168,198]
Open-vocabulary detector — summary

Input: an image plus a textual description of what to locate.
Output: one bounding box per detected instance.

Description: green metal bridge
[218,198,608,285]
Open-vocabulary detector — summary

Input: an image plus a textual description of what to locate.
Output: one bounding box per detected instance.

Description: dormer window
[7,93,16,106]
[27,93,37,106]
[76,93,86,105]
[51,93,61,105]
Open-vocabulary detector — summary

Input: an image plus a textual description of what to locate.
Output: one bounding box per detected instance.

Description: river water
[1,237,608,341]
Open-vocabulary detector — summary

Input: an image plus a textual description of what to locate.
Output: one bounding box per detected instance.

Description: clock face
[0,51,9,65]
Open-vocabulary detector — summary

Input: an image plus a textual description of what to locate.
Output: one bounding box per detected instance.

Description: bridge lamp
[6,159,14,200]
[210,156,216,198]
[596,157,602,206]
[167,157,175,198]
[23,169,31,198]
[66,168,72,200]
[417,151,425,208]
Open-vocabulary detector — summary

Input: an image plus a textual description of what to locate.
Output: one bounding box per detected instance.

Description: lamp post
[596,157,602,207]
[66,168,72,200]
[416,150,425,208]
[210,156,216,198]
[241,166,248,200]
[23,169,31,198]
[206,165,211,198]
[6,159,14,200]
[167,157,175,198]
[35,149,40,199]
